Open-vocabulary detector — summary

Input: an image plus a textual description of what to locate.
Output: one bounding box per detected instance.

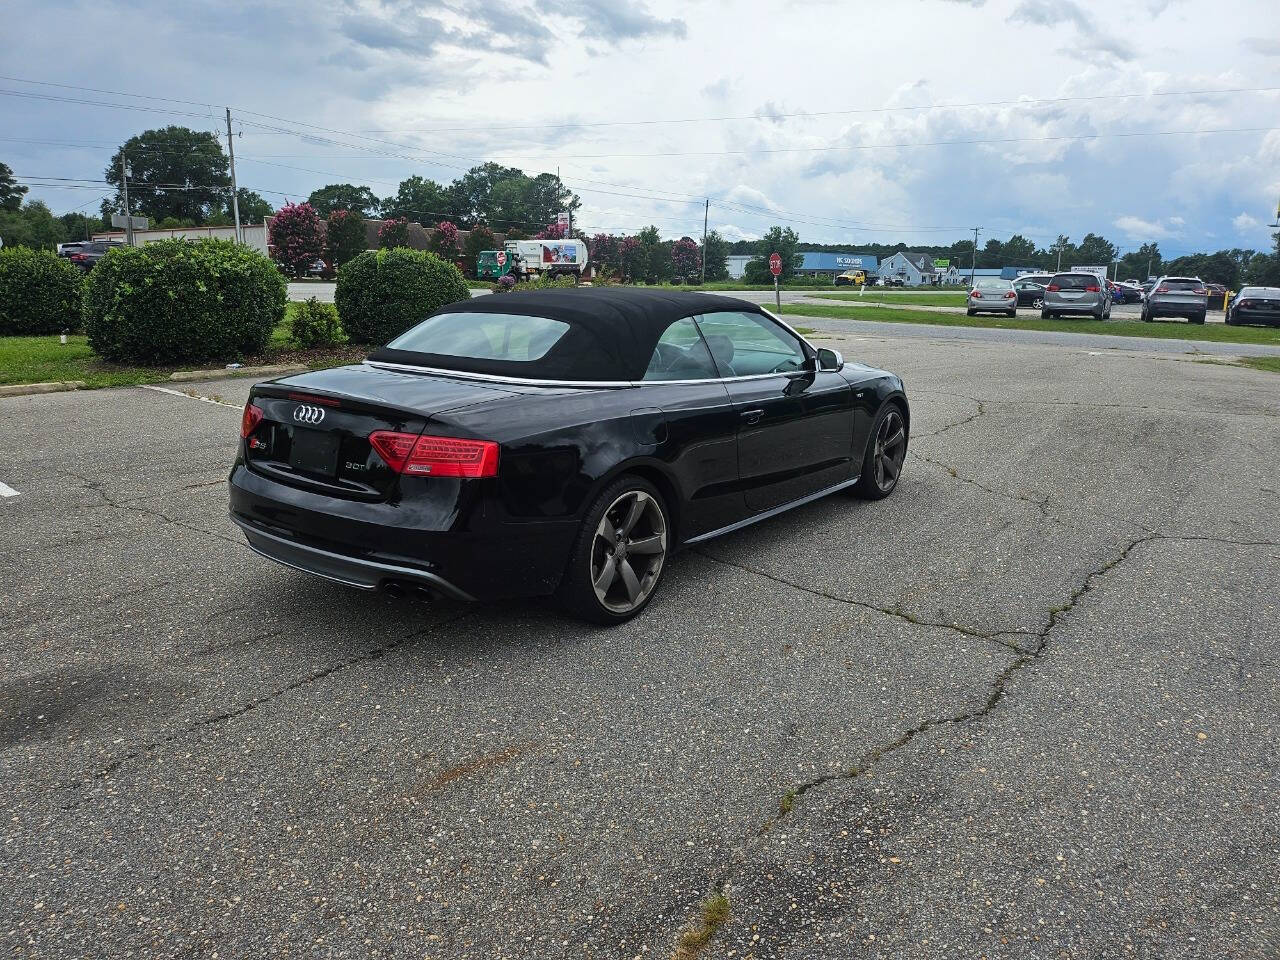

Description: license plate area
[289,427,341,476]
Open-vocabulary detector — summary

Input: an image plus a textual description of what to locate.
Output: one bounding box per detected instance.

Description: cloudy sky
[3,0,1279,257]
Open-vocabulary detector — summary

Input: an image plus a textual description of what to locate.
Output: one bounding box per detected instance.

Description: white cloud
[1114,216,1180,239]
[1233,212,1261,231]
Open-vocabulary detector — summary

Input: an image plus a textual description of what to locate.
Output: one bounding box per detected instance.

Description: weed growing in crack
[673,891,731,960]
[779,789,797,815]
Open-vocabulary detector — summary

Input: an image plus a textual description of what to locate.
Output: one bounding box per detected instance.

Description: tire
[556,475,670,625]
[1041,309,1052,320]
[855,403,907,500]
[1104,304,1112,320]
[1006,309,1017,318]
[1032,297,1044,309]
[1141,307,1151,322]
[1191,311,1205,325]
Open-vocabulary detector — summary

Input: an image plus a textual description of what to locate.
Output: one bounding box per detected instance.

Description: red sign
[496,251,507,266]
[769,253,782,277]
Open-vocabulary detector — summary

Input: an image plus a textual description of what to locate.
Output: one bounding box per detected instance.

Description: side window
[695,311,807,377]
[643,317,719,381]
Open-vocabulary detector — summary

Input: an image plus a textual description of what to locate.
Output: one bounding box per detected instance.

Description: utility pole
[120,154,133,247]
[225,107,242,244]
[970,226,981,285]
[701,198,709,285]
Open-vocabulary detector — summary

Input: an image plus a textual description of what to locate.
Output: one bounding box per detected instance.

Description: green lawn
[1239,355,1280,374]
[814,291,967,307]
[777,304,1280,347]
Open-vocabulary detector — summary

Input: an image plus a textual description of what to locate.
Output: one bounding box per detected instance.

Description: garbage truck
[479,239,589,282]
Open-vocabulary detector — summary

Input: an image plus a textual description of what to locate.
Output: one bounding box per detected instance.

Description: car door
[694,310,856,513]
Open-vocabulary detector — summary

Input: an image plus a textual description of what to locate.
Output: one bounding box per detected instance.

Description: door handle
[740,408,764,424]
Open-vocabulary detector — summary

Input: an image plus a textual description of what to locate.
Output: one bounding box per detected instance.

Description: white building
[878,251,939,285]
[94,223,269,256]
[725,255,753,280]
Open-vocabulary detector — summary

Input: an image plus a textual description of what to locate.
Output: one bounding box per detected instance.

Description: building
[879,251,939,285]
[796,252,879,277]
[94,223,269,256]
[726,255,754,280]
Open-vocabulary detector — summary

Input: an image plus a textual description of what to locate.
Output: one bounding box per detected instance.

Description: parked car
[228,289,911,624]
[1013,277,1048,308]
[882,276,906,287]
[1042,272,1113,320]
[1141,276,1207,324]
[1110,282,1142,305]
[1226,286,1280,327]
[967,278,1018,316]
[62,240,122,272]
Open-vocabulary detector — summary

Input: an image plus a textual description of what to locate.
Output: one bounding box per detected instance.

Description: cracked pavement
[1,332,1277,958]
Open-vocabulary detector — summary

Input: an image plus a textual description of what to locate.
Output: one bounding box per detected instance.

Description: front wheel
[855,403,907,500]
[557,476,670,624]
[1032,297,1044,309]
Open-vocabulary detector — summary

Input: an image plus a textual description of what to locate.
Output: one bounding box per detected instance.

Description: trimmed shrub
[0,247,84,335]
[84,238,286,365]
[289,296,345,348]
[335,248,470,344]
[378,217,411,249]
[268,202,323,277]
[326,208,366,266]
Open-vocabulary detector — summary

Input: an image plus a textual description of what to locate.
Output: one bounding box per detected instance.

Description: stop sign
[496,251,507,266]
[769,253,782,277]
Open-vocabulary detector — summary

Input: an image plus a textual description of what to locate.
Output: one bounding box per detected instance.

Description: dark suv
[62,240,122,272]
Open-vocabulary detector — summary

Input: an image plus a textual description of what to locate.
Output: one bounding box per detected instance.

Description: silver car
[1042,272,1112,320]
[966,278,1018,316]
[1141,276,1208,324]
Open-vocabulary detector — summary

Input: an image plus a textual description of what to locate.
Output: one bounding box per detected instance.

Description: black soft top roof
[368,288,767,381]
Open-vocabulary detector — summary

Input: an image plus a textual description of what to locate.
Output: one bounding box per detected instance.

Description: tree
[428,220,459,260]
[230,189,274,224]
[748,225,801,281]
[326,209,367,267]
[0,200,62,251]
[591,233,621,274]
[633,225,670,284]
[1243,233,1280,286]
[618,235,642,282]
[268,202,324,277]
[462,224,496,275]
[1118,242,1162,281]
[1076,233,1118,267]
[671,236,700,281]
[701,230,730,282]
[1048,235,1076,271]
[59,211,99,242]
[1002,234,1037,265]
[446,163,580,230]
[378,217,411,249]
[1,161,27,212]
[104,127,229,225]
[535,220,568,240]
[306,183,380,217]
[381,175,451,223]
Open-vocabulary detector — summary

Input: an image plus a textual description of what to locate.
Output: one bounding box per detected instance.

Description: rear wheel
[557,476,670,624]
[856,403,907,500]
[1191,311,1206,325]
[1032,297,1044,309]
[1041,309,1052,320]
[966,308,976,316]
[1006,309,1017,318]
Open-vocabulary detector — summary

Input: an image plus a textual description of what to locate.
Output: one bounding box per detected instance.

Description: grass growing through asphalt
[776,303,1280,347]
[814,291,967,307]
[673,892,731,960]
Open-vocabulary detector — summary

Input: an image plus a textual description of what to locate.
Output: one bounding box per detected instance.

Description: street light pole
[225,107,242,244]
[120,154,133,247]
[701,198,708,285]
[970,226,981,285]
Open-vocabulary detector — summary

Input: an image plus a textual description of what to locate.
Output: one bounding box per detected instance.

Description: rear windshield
[387,312,569,362]
[1052,274,1098,290]
[975,278,1009,289]
[1160,279,1202,291]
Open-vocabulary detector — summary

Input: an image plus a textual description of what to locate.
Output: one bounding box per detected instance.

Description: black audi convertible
[229,289,909,623]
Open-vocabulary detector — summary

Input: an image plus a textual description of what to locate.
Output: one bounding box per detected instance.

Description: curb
[0,380,87,397]
[169,363,307,382]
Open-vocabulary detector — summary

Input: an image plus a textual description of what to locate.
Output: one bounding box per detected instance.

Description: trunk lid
[244,364,521,499]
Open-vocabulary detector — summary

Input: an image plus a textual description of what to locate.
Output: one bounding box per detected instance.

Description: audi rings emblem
[293,404,326,425]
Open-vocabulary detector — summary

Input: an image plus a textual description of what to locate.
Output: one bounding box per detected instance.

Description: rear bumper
[968,301,1016,312]
[228,464,579,601]
[1147,299,1205,317]
[1229,309,1280,327]
[1044,296,1104,314]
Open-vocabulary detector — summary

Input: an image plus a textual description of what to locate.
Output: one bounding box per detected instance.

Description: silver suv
[1142,276,1207,325]
[1042,272,1112,320]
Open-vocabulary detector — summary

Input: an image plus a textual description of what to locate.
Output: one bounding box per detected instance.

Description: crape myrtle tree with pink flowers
[267,202,324,278]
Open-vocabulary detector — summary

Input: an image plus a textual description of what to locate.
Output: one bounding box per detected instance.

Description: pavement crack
[909,450,1061,523]
[693,549,1031,652]
[57,469,243,547]
[913,397,987,438]
[61,612,473,806]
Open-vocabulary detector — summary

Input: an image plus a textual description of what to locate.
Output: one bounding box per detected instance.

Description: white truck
[503,239,588,281]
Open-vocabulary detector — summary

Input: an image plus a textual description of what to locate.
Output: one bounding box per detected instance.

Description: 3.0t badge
[293,404,326,425]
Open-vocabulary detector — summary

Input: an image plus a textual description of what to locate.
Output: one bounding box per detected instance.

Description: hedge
[335,248,470,344]
[290,296,345,348]
[83,238,286,365]
[0,247,84,335]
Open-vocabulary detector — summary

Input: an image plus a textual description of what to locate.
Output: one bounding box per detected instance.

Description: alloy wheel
[873,409,907,493]
[590,490,667,614]
[1032,297,1044,309]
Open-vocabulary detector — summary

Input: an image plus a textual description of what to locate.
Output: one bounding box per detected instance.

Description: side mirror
[817,347,844,372]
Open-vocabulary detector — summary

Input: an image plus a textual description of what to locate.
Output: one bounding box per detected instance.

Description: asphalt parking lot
[2,327,1278,957]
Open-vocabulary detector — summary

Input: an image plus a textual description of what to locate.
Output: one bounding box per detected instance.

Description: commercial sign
[1071,264,1109,281]
[834,255,866,268]
[934,259,950,268]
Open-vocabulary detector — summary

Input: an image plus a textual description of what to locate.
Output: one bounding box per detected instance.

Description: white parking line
[140,384,242,410]
[0,481,20,498]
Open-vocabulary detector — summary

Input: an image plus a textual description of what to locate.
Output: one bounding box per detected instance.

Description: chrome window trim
[365,361,812,389]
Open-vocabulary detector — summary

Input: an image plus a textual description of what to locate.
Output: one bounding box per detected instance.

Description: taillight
[1238,299,1255,308]
[1084,284,1100,293]
[240,401,264,438]
[287,391,340,407]
[1046,284,1060,292]
[1004,291,1015,299]
[971,290,982,298]
[70,253,86,261]
[1156,285,1169,293]
[369,431,500,478]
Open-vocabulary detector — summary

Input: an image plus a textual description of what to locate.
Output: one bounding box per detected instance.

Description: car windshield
[975,279,1008,290]
[1052,274,1096,290]
[387,312,569,362]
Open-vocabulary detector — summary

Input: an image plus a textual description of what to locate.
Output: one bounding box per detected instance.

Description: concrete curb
[0,380,87,397]
[169,363,307,382]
